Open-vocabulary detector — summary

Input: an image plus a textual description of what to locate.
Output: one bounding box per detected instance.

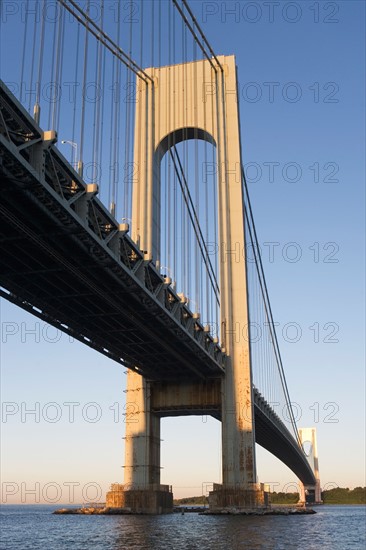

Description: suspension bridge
[0,0,320,512]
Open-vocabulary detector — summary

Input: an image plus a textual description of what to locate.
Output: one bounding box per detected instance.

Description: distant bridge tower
[298,428,322,504]
[106,55,265,513]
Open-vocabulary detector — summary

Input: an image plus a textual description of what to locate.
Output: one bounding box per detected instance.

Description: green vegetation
[322,487,366,505]
[269,487,366,505]
[173,496,208,505]
[270,492,299,504]
[174,488,366,506]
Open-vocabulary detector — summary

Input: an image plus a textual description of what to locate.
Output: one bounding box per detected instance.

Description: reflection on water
[1,505,365,549]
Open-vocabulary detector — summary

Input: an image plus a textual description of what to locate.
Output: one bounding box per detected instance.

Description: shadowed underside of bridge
[0,81,315,488]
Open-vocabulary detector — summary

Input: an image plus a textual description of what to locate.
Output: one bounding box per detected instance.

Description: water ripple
[1,505,365,549]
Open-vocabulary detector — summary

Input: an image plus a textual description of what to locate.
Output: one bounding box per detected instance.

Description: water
[1,505,365,549]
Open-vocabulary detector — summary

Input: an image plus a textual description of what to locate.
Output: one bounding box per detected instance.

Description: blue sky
[0,1,365,503]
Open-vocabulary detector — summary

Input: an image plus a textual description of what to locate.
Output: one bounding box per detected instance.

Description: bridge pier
[209,483,266,511]
[209,353,266,511]
[298,481,322,505]
[105,484,173,514]
[106,370,173,514]
[105,370,267,513]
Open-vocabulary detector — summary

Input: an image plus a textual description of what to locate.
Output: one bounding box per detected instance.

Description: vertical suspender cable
[114,4,121,217]
[99,38,107,201]
[52,6,64,131]
[92,0,104,184]
[192,20,200,314]
[123,1,133,217]
[170,147,220,302]
[34,0,46,124]
[71,21,80,168]
[55,7,65,133]
[109,57,115,215]
[211,67,219,335]
[20,0,30,103]
[79,0,90,177]
[29,0,39,113]
[48,12,58,128]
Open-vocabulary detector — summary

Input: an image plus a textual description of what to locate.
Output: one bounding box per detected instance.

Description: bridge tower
[298,428,322,504]
[106,55,265,513]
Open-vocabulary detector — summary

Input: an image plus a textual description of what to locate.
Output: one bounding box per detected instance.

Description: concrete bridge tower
[106,55,265,513]
[298,427,322,504]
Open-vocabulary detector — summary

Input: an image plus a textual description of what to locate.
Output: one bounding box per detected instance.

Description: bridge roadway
[0,81,316,486]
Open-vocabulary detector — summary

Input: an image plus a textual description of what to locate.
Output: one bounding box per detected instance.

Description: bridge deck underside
[0,179,219,382]
[0,165,226,381]
[253,402,316,486]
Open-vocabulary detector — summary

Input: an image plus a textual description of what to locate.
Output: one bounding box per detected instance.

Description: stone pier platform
[105,483,173,514]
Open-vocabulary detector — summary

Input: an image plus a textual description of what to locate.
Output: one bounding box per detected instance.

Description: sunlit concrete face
[115,56,262,513]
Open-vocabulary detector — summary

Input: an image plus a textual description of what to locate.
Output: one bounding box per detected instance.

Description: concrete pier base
[208,483,269,512]
[298,480,322,505]
[106,484,173,514]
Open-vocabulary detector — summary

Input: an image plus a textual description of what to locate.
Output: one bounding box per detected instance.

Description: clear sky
[0,0,365,504]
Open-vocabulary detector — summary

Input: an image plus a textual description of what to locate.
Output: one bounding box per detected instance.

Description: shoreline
[53,506,316,516]
[1,502,364,507]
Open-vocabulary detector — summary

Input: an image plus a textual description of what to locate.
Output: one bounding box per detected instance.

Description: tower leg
[106,371,173,514]
[315,479,322,504]
[298,483,306,504]
[298,481,322,505]
[209,353,265,511]
[298,428,322,505]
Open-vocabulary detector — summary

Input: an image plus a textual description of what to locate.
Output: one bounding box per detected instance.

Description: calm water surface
[1,505,365,549]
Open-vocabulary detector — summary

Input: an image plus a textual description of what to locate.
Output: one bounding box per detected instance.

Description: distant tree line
[174,487,366,506]
[269,492,298,504]
[173,496,207,505]
[270,487,366,505]
[321,487,366,504]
